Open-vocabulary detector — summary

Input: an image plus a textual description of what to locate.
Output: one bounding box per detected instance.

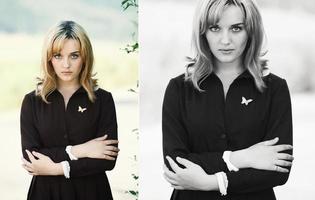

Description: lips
[218,49,234,54]
[61,71,73,75]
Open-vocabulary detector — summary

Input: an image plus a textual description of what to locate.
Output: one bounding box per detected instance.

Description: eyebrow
[231,23,245,26]
[70,51,80,54]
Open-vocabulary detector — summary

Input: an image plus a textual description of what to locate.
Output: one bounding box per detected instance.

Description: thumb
[32,151,45,159]
[176,157,193,168]
[95,134,108,141]
[262,137,279,146]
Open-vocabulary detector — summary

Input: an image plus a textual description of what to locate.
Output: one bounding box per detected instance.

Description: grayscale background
[140,0,315,199]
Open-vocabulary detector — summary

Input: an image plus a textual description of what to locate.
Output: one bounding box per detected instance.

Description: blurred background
[140,0,315,199]
[0,0,138,199]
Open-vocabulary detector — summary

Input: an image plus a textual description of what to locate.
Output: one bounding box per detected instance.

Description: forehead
[218,5,244,25]
[208,3,245,25]
[52,38,81,53]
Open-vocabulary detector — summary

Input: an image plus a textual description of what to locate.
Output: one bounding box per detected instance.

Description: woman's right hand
[72,135,119,160]
[231,138,293,173]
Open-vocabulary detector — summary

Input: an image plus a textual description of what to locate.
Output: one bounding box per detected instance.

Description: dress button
[64,134,68,139]
[221,134,226,139]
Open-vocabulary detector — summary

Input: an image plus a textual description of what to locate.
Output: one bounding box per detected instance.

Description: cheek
[237,32,248,49]
[205,33,217,52]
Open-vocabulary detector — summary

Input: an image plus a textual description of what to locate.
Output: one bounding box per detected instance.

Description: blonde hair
[186,0,267,92]
[37,20,97,103]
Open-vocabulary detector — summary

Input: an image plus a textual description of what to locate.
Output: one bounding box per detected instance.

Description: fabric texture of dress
[162,70,293,200]
[20,86,117,200]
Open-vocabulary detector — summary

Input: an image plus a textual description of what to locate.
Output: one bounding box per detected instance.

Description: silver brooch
[241,97,253,106]
[78,106,87,113]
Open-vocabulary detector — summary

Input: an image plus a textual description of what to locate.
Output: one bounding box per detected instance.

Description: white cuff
[66,145,78,160]
[61,161,70,179]
[215,172,228,196]
[222,151,239,172]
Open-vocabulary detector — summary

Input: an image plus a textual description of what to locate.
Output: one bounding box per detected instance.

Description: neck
[57,80,80,93]
[214,60,244,76]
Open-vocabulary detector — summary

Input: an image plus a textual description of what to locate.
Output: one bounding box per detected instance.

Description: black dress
[20,86,117,200]
[162,70,293,200]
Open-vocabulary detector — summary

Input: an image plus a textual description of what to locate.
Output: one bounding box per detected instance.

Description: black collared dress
[20,87,117,200]
[162,70,292,200]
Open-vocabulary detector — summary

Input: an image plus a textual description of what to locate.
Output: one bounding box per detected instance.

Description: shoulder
[263,72,290,96]
[167,73,193,90]
[22,90,39,104]
[94,88,115,103]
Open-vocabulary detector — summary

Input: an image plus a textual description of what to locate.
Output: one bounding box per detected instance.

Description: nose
[220,30,231,45]
[63,58,70,68]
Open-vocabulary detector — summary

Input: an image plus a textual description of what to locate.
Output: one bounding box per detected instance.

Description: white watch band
[66,145,78,160]
[222,151,239,172]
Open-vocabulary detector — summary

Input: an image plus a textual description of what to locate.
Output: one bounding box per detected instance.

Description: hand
[72,134,119,160]
[231,137,293,172]
[163,156,217,191]
[22,150,63,176]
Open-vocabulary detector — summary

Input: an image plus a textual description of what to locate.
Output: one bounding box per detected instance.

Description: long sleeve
[162,79,228,174]
[20,94,70,163]
[227,79,293,194]
[69,92,118,177]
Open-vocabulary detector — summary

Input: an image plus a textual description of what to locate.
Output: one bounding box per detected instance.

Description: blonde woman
[21,21,119,200]
[162,0,293,199]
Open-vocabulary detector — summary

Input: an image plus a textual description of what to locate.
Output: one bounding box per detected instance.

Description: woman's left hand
[163,156,215,191]
[22,150,63,176]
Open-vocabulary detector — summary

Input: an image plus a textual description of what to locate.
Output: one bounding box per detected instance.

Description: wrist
[71,144,86,159]
[52,163,64,176]
[230,149,249,169]
[201,175,219,191]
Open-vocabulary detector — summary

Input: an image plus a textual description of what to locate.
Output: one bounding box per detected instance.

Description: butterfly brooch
[78,106,87,113]
[241,97,253,106]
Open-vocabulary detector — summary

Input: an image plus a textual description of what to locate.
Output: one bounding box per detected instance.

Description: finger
[172,185,185,190]
[105,146,120,152]
[166,156,182,173]
[163,164,177,180]
[22,163,34,173]
[274,144,293,152]
[104,150,119,157]
[32,151,46,159]
[262,137,279,146]
[275,160,292,167]
[104,140,119,145]
[277,153,294,161]
[176,157,194,168]
[102,154,116,160]
[25,150,36,163]
[163,173,179,185]
[21,157,32,166]
[273,165,289,173]
[95,134,108,141]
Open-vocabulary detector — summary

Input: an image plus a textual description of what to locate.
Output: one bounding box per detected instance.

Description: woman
[20,21,119,200]
[162,0,293,199]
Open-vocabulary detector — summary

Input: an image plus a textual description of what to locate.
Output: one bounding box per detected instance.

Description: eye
[231,26,243,32]
[209,25,220,32]
[53,54,62,59]
[70,54,79,59]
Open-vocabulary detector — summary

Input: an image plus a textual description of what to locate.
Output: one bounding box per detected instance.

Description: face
[51,39,83,85]
[205,5,248,66]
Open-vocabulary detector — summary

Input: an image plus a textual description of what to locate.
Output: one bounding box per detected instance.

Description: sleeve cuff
[222,151,239,172]
[61,161,70,179]
[215,172,228,196]
[66,145,78,160]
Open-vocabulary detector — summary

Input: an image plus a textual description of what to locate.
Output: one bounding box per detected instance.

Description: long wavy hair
[36,20,97,103]
[185,0,267,92]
